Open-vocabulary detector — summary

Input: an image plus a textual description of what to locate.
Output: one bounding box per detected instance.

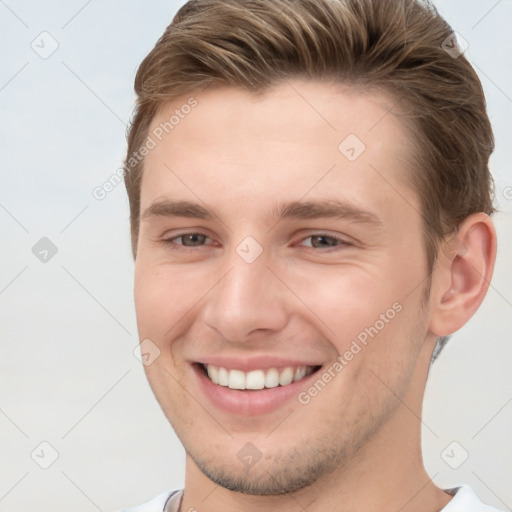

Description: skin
[133,80,496,512]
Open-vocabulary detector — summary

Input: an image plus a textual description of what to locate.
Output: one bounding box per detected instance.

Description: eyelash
[161,232,351,252]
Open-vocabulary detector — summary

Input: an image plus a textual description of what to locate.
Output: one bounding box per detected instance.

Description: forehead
[141,80,418,224]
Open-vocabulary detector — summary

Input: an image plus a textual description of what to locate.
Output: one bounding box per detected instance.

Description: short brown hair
[124,0,495,271]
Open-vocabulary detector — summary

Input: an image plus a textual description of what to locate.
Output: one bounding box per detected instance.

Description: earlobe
[429,213,497,336]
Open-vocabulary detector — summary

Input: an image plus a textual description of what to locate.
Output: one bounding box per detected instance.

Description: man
[122,0,500,510]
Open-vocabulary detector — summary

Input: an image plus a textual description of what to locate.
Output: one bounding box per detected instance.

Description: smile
[202,364,317,390]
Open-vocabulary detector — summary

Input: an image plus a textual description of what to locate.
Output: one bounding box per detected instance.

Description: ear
[428,213,497,336]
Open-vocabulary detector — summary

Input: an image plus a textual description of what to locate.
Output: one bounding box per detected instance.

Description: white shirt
[121,485,504,512]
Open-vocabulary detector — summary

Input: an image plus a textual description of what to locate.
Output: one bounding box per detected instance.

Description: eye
[299,234,351,249]
[163,232,212,249]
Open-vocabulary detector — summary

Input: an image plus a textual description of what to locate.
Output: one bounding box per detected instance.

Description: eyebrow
[272,199,382,225]
[141,200,213,220]
[141,199,382,226]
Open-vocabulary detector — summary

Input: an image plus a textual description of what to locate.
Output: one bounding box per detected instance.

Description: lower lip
[193,365,320,416]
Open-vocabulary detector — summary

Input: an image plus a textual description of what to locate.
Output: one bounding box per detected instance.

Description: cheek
[288,262,401,345]
[288,253,425,373]
[134,264,167,339]
[134,262,197,418]
[134,261,206,340]
[298,284,425,427]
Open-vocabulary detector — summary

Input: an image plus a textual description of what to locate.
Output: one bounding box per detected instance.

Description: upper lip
[195,355,324,372]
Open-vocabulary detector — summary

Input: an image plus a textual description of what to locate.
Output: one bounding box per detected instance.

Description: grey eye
[177,233,208,246]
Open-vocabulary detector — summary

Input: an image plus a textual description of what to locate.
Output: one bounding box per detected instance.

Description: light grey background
[0,1,511,511]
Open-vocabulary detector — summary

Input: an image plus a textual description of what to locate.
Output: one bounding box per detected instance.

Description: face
[134,81,433,494]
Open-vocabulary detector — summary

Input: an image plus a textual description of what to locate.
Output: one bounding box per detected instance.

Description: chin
[186,439,346,496]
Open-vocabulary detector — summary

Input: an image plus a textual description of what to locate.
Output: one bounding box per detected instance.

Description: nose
[201,243,289,343]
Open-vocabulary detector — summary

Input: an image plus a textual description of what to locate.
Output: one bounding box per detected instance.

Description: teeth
[204,364,315,390]
[207,365,219,384]
[218,367,229,386]
[278,367,294,386]
[246,370,265,390]
[228,369,246,389]
[265,368,279,388]
[294,366,306,381]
